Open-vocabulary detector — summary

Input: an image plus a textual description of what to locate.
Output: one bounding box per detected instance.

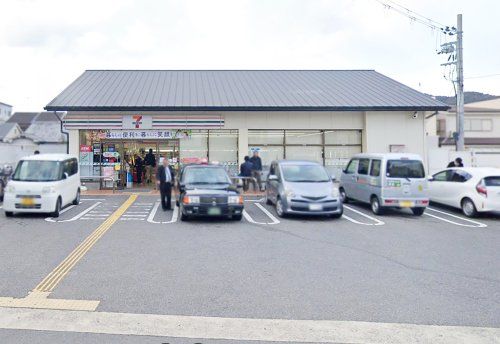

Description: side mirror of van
[268,175,278,182]
[427,175,434,182]
[62,172,69,180]
[331,175,336,182]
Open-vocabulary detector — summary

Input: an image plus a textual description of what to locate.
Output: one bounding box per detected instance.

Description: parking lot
[0,194,499,343]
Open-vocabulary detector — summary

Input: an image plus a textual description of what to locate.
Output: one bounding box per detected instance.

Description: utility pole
[455,14,465,151]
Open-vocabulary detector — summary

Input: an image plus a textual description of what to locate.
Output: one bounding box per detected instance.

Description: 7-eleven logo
[132,115,143,129]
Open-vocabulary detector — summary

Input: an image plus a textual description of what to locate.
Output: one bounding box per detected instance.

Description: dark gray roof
[7,112,39,130]
[45,70,448,111]
[0,102,13,107]
[0,123,18,140]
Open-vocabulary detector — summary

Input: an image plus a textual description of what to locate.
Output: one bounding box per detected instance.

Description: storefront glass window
[179,130,208,163]
[285,130,322,145]
[324,146,362,179]
[248,130,284,145]
[209,130,238,176]
[285,146,323,162]
[324,130,362,145]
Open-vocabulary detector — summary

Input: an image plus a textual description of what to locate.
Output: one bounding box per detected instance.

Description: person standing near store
[239,156,254,192]
[144,148,156,184]
[135,154,144,185]
[447,157,464,168]
[249,150,263,191]
[156,157,172,210]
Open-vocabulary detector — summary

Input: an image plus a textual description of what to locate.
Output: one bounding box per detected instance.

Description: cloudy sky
[1,0,499,111]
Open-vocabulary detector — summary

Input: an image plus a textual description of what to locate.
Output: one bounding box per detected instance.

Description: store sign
[104,130,191,140]
[80,145,92,152]
[123,115,152,129]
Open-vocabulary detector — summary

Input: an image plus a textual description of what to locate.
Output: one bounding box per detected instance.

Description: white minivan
[3,154,81,217]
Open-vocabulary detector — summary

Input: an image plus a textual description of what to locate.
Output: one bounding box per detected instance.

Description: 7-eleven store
[64,113,232,189]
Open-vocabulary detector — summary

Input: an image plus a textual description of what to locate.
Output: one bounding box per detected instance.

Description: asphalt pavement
[0,195,499,343]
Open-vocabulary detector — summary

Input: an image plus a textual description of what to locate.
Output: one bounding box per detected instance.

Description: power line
[373,0,448,33]
[464,73,500,80]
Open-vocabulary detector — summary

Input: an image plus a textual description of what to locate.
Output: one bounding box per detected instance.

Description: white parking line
[45,202,102,223]
[122,214,147,217]
[80,198,105,201]
[425,207,487,228]
[343,205,385,226]
[146,201,178,224]
[243,203,280,225]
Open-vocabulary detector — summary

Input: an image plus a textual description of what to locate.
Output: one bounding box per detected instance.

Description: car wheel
[5,211,13,217]
[411,207,425,216]
[232,214,243,221]
[370,196,384,215]
[72,189,80,205]
[275,197,286,218]
[51,198,62,218]
[339,188,348,204]
[265,193,273,205]
[461,198,477,218]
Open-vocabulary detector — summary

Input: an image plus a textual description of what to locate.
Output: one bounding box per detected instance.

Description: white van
[339,153,429,215]
[3,154,81,217]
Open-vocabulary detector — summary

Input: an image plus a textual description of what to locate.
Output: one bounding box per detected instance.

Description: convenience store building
[45,70,448,187]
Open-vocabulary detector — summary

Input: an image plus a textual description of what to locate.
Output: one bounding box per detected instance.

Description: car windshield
[183,167,231,185]
[12,160,61,182]
[281,164,330,182]
[484,176,500,187]
[386,160,425,179]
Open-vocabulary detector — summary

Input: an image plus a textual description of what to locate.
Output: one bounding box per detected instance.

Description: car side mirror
[268,175,278,181]
[331,175,336,182]
[62,172,69,180]
[427,176,434,182]
[179,183,186,193]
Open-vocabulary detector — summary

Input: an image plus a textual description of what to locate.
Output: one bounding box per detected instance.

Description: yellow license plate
[20,197,35,206]
[400,201,414,208]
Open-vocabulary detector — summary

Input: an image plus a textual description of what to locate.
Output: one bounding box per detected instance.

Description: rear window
[386,160,425,179]
[484,176,500,187]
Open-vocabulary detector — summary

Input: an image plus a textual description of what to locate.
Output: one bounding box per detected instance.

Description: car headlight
[6,185,15,193]
[331,187,339,198]
[183,196,200,204]
[228,195,243,204]
[285,189,295,199]
[42,186,57,194]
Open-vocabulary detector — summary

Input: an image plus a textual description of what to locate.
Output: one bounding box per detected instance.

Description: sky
[0,0,499,111]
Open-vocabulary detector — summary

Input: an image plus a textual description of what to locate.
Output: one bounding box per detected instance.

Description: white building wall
[363,111,426,157]
[442,111,500,139]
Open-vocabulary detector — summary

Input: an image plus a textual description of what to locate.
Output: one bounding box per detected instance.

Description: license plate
[207,207,221,216]
[309,204,323,211]
[20,197,35,206]
[399,201,414,208]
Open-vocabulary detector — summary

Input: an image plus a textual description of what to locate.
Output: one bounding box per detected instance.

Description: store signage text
[103,130,191,140]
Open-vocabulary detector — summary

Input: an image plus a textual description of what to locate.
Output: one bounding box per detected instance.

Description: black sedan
[176,164,244,221]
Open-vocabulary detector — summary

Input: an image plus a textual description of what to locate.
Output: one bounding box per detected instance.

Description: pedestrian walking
[239,156,254,192]
[135,154,144,184]
[156,157,173,210]
[249,150,263,191]
[447,157,464,168]
[144,148,156,184]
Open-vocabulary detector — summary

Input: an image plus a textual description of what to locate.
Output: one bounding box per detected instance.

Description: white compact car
[428,167,500,217]
[3,154,81,218]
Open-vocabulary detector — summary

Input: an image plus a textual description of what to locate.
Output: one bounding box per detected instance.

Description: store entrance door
[121,140,179,189]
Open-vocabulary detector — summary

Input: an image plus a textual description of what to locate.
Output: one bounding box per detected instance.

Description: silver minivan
[265,160,343,218]
[339,153,429,216]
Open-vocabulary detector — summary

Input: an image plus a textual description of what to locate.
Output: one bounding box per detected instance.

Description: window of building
[208,130,238,175]
[464,119,493,132]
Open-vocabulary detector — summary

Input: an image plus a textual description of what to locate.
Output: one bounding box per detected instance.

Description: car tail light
[476,180,487,197]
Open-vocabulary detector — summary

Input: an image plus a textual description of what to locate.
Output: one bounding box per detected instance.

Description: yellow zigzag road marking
[34,194,137,293]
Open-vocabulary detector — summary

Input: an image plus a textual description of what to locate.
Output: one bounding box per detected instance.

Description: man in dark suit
[156,157,173,210]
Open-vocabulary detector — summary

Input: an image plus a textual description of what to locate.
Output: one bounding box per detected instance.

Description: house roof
[0,122,19,140]
[45,70,449,112]
[0,102,13,108]
[6,112,39,130]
